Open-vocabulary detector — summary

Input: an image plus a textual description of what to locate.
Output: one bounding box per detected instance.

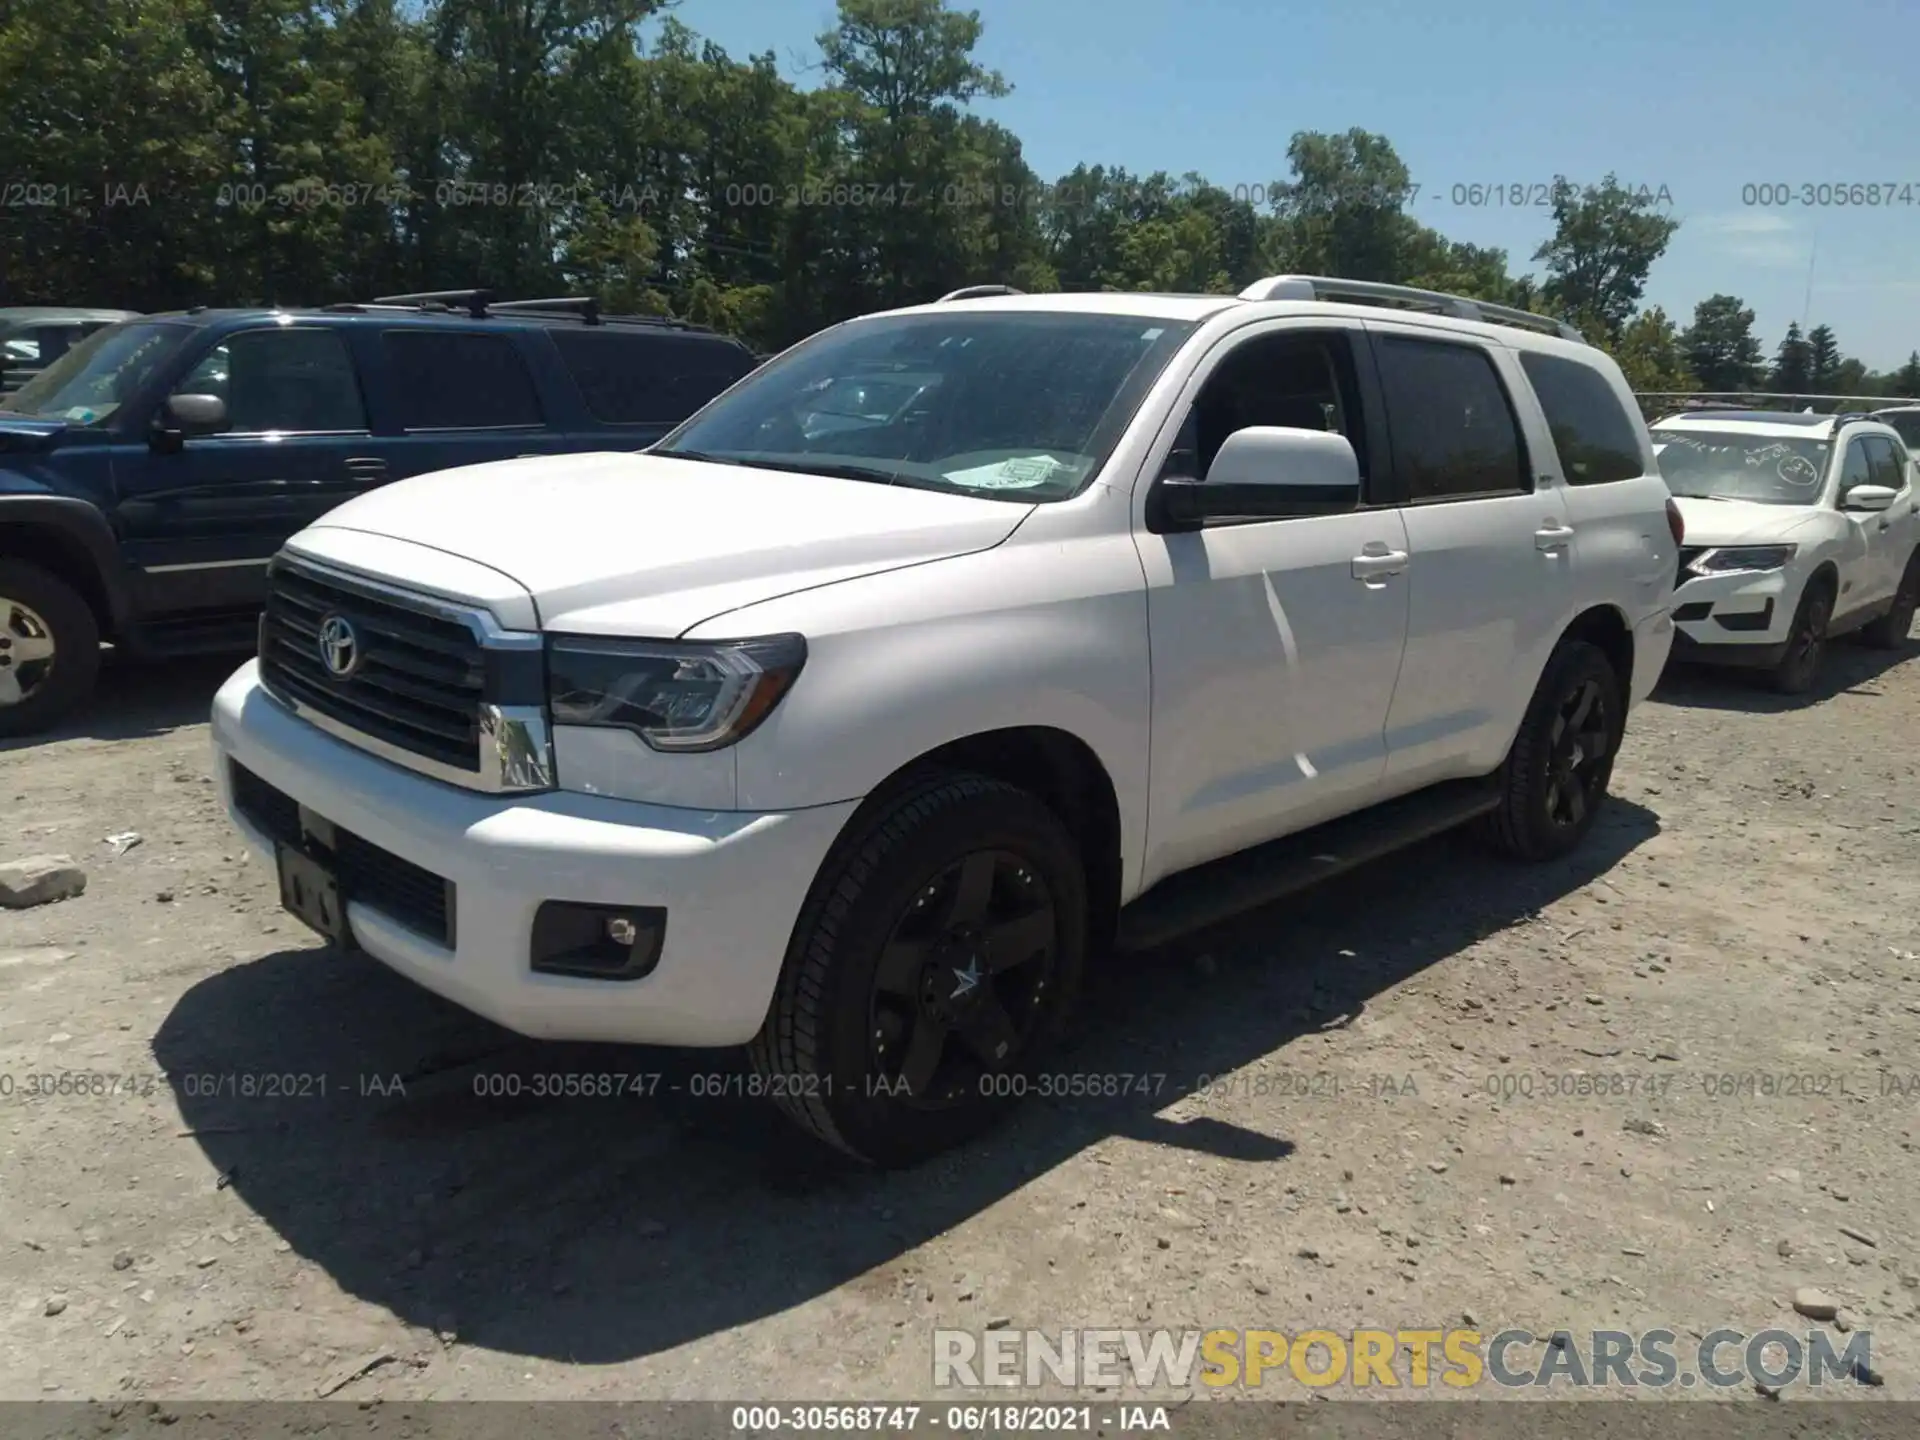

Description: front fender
[0,492,130,625]
[695,536,1154,896]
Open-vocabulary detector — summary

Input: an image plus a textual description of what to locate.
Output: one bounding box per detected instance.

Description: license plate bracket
[276,844,352,948]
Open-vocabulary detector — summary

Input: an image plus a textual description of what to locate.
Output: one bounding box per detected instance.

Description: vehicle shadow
[153,799,1660,1364]
[0,650,239,752]
[1654,636,1914,714]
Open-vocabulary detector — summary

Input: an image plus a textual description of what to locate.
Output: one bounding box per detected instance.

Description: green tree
[1609,306,1696,396]
[1682,294,1764,391]
[1532,174,1680,340]
[1895,352,1920,399]
[1271,129,1415,283]
[1770,322,1812,395]
[1805,323,1842,393]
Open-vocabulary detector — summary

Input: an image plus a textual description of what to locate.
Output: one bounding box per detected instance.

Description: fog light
[530,902,665,981]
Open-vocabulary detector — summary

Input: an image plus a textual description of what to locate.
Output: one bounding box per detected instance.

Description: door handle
[1535,522,1575,551]
[1350,548,1409,580]
[344,457,388,481]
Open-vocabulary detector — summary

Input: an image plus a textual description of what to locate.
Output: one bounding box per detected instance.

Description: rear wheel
[1769,580,1833,694]
[749,771,1087,1168]
[1861,556,1919,650]
[1481,639,1622,863]
[0,561,101,738]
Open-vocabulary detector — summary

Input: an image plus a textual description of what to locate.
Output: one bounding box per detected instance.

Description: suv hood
[300,451,1035,635]
[1670,495,1819,547]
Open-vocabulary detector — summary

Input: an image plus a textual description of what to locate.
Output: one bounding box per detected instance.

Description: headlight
[1689,544,1797,575]
[546,633,806,752]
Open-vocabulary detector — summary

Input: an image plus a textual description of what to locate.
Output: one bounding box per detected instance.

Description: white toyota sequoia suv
[1653,409,1919,693]
[212,275,1681,1166]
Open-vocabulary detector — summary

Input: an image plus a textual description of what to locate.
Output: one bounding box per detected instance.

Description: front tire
[1861,556,1919,650]
[1481,639,1623,863]
[1770,580,1833,694]
[750,771,1088,1168]
[0,561,101,738]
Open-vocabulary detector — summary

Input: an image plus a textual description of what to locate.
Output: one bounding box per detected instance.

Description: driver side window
[1161,331,1364,485]
[1836,440,1873,506]
[170,329,366,435]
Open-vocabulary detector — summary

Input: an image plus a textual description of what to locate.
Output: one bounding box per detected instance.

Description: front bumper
[210,661,859,1047]
[1668,565,1792,666]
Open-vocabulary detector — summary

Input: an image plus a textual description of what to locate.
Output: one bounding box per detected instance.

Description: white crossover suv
[210,275,1680,1166]
[1655,410,1919,692]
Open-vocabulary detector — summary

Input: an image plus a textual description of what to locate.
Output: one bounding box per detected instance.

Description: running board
[1114,777,1504,952]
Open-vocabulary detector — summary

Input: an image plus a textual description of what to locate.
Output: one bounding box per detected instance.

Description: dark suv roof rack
[351,290,715,333]
[373,288,493,318]
[487,296,599,324]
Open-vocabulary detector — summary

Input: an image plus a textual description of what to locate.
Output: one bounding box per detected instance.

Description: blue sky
[661,0,1920,376]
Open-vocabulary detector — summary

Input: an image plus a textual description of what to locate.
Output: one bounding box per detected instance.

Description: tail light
[1665,497,1685,545]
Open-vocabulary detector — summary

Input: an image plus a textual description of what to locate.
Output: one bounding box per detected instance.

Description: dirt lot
[3,638,1919,1406]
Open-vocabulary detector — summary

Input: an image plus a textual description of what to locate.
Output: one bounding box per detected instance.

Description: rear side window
[382,331,543,429]
[549,329,754,425]
[1519,351,1644,485]
[1374,336,1528,500]
[1881,413,1920,449]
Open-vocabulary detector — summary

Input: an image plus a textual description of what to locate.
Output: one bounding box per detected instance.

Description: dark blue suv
[0,293,758,735]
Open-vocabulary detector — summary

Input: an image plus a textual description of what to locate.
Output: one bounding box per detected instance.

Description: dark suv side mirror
[151,393,228,452]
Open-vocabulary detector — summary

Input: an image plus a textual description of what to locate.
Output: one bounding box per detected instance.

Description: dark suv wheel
[1481,638,1623,863]
[1770,579,1833,694]
[0,560,100,738]
[1861,555,1919,650]
[750,771,1087,1168]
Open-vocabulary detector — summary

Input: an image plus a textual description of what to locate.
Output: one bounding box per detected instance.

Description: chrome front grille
[257,556,554,793]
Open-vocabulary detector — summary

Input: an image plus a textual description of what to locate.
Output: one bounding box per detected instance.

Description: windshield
[0,321,195,424]
[1651,429,1831,504]
[654,311,1198,502]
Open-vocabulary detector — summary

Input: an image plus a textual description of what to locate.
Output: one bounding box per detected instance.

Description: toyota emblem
[316,614,361,679]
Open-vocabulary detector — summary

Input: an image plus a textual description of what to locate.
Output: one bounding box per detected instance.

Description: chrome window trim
[264,553,553,793]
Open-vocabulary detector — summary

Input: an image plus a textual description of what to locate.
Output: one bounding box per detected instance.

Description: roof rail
[1237,274,1585,343]
[937,285,1025,302]
[1637,390,1920,407]
[490,296,601,325]
[374,288,493,318]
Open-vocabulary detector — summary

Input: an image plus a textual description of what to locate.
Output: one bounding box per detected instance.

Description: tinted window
[1375,336,1527,500]
[1165,331,1368,489]
[1519,351,1643,485]
[1836,440,1872,504]
[1863,435,1906,490]
[655,312,1198,503]
[1878,412,1920,448]
[173,329,366,434]
[551,329,754,425]
[383,331,542,429]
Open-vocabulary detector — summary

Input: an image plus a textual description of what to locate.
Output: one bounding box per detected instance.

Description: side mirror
[151,393,227,451]
[1156,426,1361,531]
[1842,483,1898,512]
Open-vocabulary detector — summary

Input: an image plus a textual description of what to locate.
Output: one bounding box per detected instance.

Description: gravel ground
[3,637,1919,1405]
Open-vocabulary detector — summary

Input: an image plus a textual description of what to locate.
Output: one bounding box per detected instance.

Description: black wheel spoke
[941,851,996,929]
[897,1013,949,1100]
[983,905,1053,971]
[1562,780,1588,826]
[956,992,1022,1069]
[874,936,932,998]
[1567,682,1596,733]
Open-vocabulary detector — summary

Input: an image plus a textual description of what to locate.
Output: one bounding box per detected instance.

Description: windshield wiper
[651,448,745,466]
[742,457,946,491]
